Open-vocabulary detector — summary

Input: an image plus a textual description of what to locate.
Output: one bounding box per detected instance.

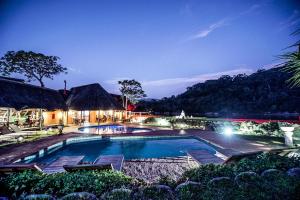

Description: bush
[101,188,132,200]
[158,175,177,189]
[23,194,56,200]
[4,170,45,199]
[206,177,235,200]
[233,153,300,173]
[175,181,203,200]
[139,185,175,200]
[181,164,235,184]
[3,170,133,199]
[181,153,300,200]
[60,192,98,200]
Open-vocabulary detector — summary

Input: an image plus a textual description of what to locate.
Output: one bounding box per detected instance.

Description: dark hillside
[136,67,300,117]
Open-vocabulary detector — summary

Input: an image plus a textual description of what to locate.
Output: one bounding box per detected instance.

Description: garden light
[224,127,233,136]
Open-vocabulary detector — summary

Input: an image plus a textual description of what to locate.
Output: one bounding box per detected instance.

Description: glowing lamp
[224,127,233,136]
[280,126,295,146]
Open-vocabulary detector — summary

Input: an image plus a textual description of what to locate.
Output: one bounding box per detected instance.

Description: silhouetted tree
[279,29,300,87]
[0,50,67,87]
[118,79,146,111]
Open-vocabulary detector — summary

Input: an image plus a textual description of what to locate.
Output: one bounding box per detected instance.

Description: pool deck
[0,128,285,164]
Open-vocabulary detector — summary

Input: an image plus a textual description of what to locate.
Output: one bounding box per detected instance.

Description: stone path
[123,156,198,183]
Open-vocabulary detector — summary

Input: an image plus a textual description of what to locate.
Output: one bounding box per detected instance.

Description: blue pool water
[78,125,152,134]
[18,136,216,164]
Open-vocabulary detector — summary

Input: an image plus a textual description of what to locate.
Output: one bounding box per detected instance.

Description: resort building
[60,83,124,125]
[0,77,124,129]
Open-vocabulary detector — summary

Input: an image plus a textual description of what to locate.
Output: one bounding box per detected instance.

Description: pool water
[78,125,152,134]
[19,136,216,164]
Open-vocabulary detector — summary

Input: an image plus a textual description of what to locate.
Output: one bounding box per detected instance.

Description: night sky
[0,0,299,98]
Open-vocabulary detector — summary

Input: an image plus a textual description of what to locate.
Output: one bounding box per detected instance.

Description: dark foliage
[136,67,300,116]
[0,170,132,199]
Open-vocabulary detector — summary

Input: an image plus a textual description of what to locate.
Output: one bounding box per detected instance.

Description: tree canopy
[0,50,67,87]
[136,67,300,116]
[118,79,146,109]
[279,29,300,87]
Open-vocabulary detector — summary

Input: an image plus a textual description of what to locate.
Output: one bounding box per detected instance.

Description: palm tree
[279,29,300,87]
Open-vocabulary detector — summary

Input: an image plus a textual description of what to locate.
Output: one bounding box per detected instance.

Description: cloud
[105,77,132,85]
[279,10,300,30]
[68,67,82,74]
[190,19,228,39]
[141,68,253,87]
[187,3,262,41]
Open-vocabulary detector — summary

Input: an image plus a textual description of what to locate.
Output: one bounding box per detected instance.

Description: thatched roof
[66,83,124,110]
[0,78,66,110]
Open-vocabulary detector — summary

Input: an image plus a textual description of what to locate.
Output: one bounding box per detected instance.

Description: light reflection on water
[79,125,152,134]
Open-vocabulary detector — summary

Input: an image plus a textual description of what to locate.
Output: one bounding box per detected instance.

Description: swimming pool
[78,124,153,134]
[17,136,217,164]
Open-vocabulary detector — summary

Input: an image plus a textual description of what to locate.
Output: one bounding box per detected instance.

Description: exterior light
[157,118,170,126]
[280,126,295,146]
[58,111,63,119]
[224,127,233,136]
[42,112,47,119]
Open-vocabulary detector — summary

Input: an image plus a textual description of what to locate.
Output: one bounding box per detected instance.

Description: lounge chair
[0,125,11,134]
[9,124,21,133]
[94,155,124,171]
[0,163,43,174]
[43,156,84,174]
[63,163,113,172]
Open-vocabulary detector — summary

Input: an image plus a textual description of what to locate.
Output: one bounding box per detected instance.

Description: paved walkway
[0,129,284,164]
[0,132,82,164]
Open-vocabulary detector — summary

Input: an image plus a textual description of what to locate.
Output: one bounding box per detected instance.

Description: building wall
[43,110,63,125]
[44,110,125,126]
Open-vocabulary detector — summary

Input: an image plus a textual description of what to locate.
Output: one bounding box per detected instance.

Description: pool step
[187,150,224,165]
[94,155,124,171]
[43,156,84,174]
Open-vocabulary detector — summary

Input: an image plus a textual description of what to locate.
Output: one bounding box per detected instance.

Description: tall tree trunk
[125,96,128,119]
[39,80,44,130]
[122,95,125,108]
[39,109,42,130]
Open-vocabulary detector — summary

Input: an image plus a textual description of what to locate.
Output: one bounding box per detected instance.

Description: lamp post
[280,126,295,147]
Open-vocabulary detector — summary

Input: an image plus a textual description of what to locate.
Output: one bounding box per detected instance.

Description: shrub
[23,194,56,200]
[175,181,203,200]
[60,192,98,200]
[139,185,175,200]
[233,153,300,173]
[3,170,133,199]
[4,170,45,199]
[157,175,177,189]
[101,188,132,200]
[181,153,300,200]
[205,177,235,200]
[181,164,235,184]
